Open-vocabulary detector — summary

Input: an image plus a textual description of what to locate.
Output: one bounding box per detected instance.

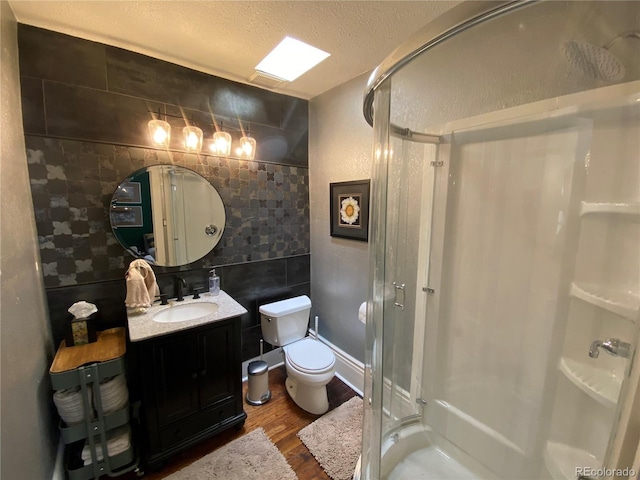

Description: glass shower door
[380,132,434,429]
[424,115,596,479]
[362,83,442,479]
[365,83,640,480]
[362,1,640,479]
[418,84,640,478]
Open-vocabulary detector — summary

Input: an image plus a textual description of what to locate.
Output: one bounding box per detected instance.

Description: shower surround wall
[18,24,310,360]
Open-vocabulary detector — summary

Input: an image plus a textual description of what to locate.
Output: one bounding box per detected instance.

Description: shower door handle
[393,282,405,309]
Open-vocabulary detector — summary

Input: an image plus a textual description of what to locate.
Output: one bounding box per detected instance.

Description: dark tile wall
[26,136,309,287]
[46,257,311,358]
[18,24,310,361]
[18,25,309,165]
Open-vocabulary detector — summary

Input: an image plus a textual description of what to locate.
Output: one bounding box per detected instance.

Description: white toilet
[259,295,336,415]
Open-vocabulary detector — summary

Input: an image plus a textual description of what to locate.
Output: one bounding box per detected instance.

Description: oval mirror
[110,165,225,267]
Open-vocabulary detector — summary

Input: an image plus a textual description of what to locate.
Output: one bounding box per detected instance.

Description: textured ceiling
[8,0,460,99]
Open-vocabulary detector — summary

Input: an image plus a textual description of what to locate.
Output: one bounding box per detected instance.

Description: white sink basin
[153,302,219,323]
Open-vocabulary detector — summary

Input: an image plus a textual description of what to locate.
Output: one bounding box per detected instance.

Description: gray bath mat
[163,427,297,480]
[297,396,363,480]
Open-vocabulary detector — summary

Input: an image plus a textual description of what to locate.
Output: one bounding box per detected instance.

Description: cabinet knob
[200,369,207,377]
[191,372,198,380]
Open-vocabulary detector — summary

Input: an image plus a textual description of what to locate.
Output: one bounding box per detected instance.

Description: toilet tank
[259,295,311,347]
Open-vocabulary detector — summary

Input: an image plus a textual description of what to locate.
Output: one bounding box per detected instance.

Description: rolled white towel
[53,386,93,425]
[358,302,367,324]
[98,375,129,414]
[82,426,131,465]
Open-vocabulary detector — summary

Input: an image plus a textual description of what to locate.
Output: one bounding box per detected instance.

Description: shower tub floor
[388,445,480,479]
[381,423,496,480]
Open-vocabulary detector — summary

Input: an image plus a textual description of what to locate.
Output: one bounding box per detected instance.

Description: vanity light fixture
[238,135,257,160]
[148,119,171,148]
[147,112,257,158]
[211,122,232,156]
[183,125,203,152]
[211,131,232,155]
[236,124,256,160]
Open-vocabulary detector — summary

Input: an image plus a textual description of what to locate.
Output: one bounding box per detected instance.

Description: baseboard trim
[51,438,64,480]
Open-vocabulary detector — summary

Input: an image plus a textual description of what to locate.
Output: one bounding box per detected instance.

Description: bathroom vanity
[127,291,247,470]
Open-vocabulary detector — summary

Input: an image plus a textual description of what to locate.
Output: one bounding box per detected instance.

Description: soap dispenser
[209,269,220,296]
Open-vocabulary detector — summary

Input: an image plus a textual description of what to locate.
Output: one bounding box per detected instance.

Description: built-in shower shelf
[579,201,640,217]
[544,441,600,480]
[570,283,639,321]
[559,357,622,408]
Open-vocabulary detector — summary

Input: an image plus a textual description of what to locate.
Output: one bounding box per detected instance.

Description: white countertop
[127,290,247,342]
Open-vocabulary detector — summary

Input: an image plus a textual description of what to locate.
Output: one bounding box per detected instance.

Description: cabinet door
[198,321,238,409]
[152,333,200,427]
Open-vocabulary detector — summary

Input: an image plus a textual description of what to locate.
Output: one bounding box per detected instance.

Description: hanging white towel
[125,266,150,308]
[125,259,160,308]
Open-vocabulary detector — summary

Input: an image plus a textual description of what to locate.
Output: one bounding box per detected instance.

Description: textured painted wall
[0,2,57,477]
[309,72,372,362]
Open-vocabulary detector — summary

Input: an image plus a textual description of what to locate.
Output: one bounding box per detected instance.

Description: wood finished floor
[125,365,358,479]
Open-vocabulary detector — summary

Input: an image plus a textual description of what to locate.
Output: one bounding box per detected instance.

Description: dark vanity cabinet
[137,316,246,469]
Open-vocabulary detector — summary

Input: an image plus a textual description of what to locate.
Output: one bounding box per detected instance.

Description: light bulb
[182,126,203,152]
[186,132,198,148]
[153,127,167,144]
[211,131,232,156]
[238,136,257,160]
[148,119,171,148]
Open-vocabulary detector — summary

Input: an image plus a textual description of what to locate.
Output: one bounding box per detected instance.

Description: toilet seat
[285,338,335,374]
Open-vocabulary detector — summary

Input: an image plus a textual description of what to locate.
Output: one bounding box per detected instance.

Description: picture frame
[110,205,143,228]
[329,180,370,242]
[112,181,141,203]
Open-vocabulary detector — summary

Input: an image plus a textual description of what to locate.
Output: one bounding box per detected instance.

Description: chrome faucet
[176,277,187,302]
[589,338,631,359]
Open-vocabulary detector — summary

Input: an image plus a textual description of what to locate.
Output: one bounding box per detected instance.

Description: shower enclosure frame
[360,1,640,478]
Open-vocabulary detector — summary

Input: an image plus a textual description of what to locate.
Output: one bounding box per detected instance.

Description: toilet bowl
[259,296,336,415]
[284,337,336,414]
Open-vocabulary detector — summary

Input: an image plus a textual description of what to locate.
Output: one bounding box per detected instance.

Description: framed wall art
[329,179,370,242]
[110,205,143,228]
[112,181,141,203]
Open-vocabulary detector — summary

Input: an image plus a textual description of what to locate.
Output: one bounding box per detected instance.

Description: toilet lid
[286,338,335,373]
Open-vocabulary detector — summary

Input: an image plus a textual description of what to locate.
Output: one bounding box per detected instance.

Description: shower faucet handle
[589,338,631,359]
